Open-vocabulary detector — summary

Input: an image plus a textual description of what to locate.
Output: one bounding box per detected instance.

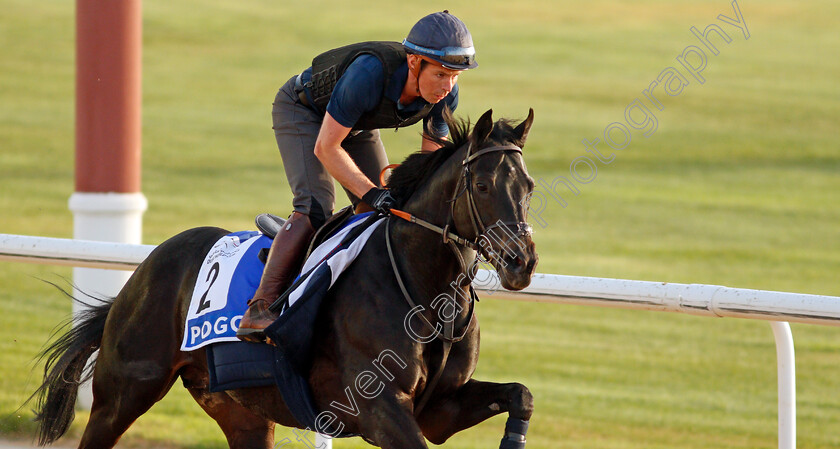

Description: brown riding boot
[237,212,315,342]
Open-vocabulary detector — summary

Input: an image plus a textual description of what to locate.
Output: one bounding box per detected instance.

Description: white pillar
[69,191,147,409]
[770,321,796,449]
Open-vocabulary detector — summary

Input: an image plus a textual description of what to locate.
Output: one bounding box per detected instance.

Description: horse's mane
[387,109,521,206]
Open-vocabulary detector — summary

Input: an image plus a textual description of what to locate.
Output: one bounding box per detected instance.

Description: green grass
[2,0,840,448]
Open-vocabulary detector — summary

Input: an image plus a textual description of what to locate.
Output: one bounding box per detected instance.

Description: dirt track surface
[0,440,72,449]
[0,441,32,449]
[0,441,38,449]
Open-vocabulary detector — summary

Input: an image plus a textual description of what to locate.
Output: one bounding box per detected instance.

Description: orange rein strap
[389,208,478,250]
[379,163,475,249]
[379,164,400,188]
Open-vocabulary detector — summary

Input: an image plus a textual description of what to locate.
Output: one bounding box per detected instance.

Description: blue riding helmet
[402,11,478,70]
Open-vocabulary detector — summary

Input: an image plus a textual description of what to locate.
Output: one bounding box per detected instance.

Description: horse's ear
[470,109,494,150]
[512,108,535,148]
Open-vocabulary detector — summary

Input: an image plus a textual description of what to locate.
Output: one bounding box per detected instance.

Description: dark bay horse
[32,109,539,449]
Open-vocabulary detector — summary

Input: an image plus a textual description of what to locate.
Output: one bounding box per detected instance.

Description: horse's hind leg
[416,379,534,448]
[76,309,188,447]
[77,359,181,448]
[187,387,274,449]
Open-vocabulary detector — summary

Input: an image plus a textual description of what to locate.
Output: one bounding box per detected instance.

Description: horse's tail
[30,290,113,445]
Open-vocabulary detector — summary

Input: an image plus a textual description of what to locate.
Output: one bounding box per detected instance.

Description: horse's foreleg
[357,394,430,449]
[416,379,533,448]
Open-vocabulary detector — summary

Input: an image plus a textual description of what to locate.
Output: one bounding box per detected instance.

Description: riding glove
[362,187,396,214]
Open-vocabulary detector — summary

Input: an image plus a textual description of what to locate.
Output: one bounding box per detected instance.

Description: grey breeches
[271,75,389,225]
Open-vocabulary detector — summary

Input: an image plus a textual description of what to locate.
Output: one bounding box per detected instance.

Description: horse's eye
[475,182,489,193]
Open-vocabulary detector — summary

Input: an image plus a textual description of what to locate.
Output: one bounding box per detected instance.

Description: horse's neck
[400,142,468,228]
[389,220,474,308]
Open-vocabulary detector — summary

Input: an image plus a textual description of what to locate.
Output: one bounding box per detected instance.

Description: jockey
[237,11,479,341]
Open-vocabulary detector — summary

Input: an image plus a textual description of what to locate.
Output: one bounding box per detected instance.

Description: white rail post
[69,192,147,409]
[315,433,332,449]
[770,322,795,449]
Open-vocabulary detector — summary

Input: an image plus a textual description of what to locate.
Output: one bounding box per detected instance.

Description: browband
[462,144,522,165]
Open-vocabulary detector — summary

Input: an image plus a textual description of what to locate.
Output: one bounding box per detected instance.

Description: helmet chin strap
[409,57,423,97]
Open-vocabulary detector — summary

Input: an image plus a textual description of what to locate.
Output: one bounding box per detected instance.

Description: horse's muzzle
[493,237,538,291]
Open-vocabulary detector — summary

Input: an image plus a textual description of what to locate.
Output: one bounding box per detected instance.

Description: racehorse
[31,108,539,449]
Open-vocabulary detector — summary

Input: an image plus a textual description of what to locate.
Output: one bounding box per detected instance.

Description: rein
[384,143,528,416]
[389,209,477,250]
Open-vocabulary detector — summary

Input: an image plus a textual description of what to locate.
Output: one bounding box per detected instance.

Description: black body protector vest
[308,41,434,131]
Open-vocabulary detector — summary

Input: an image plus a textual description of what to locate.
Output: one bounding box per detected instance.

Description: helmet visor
[402,39,477,69]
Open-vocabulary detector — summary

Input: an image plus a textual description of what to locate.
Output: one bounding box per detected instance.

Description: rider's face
[416,62,462,104]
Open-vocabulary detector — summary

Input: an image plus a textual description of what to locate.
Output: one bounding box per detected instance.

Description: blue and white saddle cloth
[180,212,385,351]
[180,230,270,351]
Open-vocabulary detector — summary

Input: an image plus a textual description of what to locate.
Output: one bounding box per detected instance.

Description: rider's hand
[362,188,396,214]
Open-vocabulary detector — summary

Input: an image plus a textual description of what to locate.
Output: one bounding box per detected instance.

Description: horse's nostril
[504,254,525,272]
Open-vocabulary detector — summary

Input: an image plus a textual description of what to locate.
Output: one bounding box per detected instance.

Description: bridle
[390,142,533,262]
[385,141,532,415]
[450,143,534,262]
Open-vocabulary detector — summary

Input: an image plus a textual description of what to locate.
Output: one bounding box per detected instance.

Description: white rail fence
[4,233,840,449]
